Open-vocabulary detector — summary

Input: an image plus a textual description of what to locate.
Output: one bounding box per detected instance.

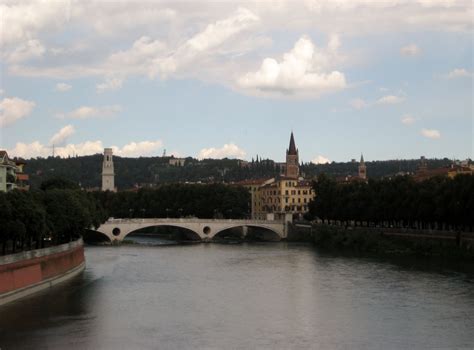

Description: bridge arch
[212,224,283,241]
[82,229,112,244]
[123,224,202,241]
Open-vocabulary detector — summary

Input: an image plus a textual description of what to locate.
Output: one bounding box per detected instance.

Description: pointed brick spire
[288,132,297,155]
[360,153,365,165]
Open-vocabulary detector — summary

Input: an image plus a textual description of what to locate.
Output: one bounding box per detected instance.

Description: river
[1,239,474,349]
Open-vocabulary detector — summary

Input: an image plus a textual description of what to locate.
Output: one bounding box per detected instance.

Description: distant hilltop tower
[102,148,116,192]
[358,154,367,180]
[285,132,300,179]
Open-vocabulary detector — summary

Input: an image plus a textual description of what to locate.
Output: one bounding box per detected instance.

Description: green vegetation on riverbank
[0,179,107,255]
[94,183,250,219]
[308,174,474,232]
[306,224,474,260]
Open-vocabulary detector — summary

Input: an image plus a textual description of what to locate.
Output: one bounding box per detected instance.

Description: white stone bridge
[90,218,287,242]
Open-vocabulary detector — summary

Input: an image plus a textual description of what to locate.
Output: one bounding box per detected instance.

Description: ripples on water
[1,240,473,349]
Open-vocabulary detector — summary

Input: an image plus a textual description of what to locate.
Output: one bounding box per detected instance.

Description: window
[285,190,288,195]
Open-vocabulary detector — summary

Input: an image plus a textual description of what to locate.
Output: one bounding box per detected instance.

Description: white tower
[358,154,367,180]
[102,148,116,192]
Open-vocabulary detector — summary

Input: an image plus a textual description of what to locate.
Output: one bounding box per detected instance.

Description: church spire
[288,132,297,155]
[360,153,365,165]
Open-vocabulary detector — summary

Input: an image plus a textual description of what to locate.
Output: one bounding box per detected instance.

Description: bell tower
[285,132,299,179]
[358,154,367,180]
[102,148,116,192]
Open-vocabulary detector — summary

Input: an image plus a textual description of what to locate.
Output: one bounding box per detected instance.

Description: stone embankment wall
[0,239,85,306]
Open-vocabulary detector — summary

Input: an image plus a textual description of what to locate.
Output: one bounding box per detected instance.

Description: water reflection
[1,242,473,349]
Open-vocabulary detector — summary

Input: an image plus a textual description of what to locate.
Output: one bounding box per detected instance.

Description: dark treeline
[1,179,251,254]
[94,184,251,220]
[308,174,474,232]
[0,179,107,255]
[21,154,458,190]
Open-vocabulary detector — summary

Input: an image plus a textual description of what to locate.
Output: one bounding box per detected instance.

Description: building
[413,156,473,182]
[285,132,299,179]
[0,151,29,192]
[169,156,186,167]
[14,160,29,191]
[358,154,367,180]
[335,154,368,184]
[236,132,315,220]
[254,177,314,220]
[101,148,116,192]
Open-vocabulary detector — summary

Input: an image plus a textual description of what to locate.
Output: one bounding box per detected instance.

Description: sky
[0,0,473,163]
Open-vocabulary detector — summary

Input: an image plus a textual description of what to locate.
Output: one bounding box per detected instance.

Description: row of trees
[308,174,474,231]
[0,181,107,255]
[94,183,251,219]
[0,179,251,254]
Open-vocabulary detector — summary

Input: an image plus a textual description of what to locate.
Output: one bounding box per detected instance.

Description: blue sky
[0,0,472,163]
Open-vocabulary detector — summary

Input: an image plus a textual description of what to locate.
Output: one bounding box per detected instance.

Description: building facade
[237,133,315,220]
[0,151,29,192]
[101,148,116,192]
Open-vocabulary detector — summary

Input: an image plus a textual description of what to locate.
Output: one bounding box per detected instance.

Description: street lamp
[178,208,183,218]
[129,208,134,218]
[166,208,170,218]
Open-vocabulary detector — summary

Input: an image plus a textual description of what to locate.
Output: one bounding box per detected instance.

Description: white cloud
[106,36,167,73]
[401,114,416,125]
[96,77,123,93]
[187,7,259,52]
[445,68,472,79]
[237,35,346,97]
[311,155,331,164]
[0,97,35,127]
[55,82,72,92]
[1,1,472,101]
[0,2,71,46]
[350,98,368,110]
[56,105,121,119]
[377,95,405,105]
[421,128,441,139]
[400,43,421,56]
[49,125,75,146]
[8,139,164,159]
[198,143,246,160]
[112,140,163,157]
[149,7,260,79]
[5,39,45,63]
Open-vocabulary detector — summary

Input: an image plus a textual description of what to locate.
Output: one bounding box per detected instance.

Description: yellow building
[236,133,315,220]
[254,177,314,220]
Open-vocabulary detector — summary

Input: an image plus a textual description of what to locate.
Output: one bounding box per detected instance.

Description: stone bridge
[90,218,288,242]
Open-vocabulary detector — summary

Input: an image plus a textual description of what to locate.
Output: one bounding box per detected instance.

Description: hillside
[18,155,456,190]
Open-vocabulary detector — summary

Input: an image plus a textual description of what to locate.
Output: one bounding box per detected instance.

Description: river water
[1,240,474,349]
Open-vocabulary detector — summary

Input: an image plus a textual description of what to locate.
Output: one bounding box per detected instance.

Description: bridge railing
[105,218,285,225]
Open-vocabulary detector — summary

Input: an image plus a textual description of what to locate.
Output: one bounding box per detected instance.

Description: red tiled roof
[235,178,271,186]
[17,174,29,181]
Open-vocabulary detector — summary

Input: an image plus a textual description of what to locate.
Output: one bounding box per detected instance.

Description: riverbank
[0,238,85,306]
[290,223,474,261]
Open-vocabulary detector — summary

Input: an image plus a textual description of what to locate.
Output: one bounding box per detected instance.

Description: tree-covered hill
[18,154,458,190]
